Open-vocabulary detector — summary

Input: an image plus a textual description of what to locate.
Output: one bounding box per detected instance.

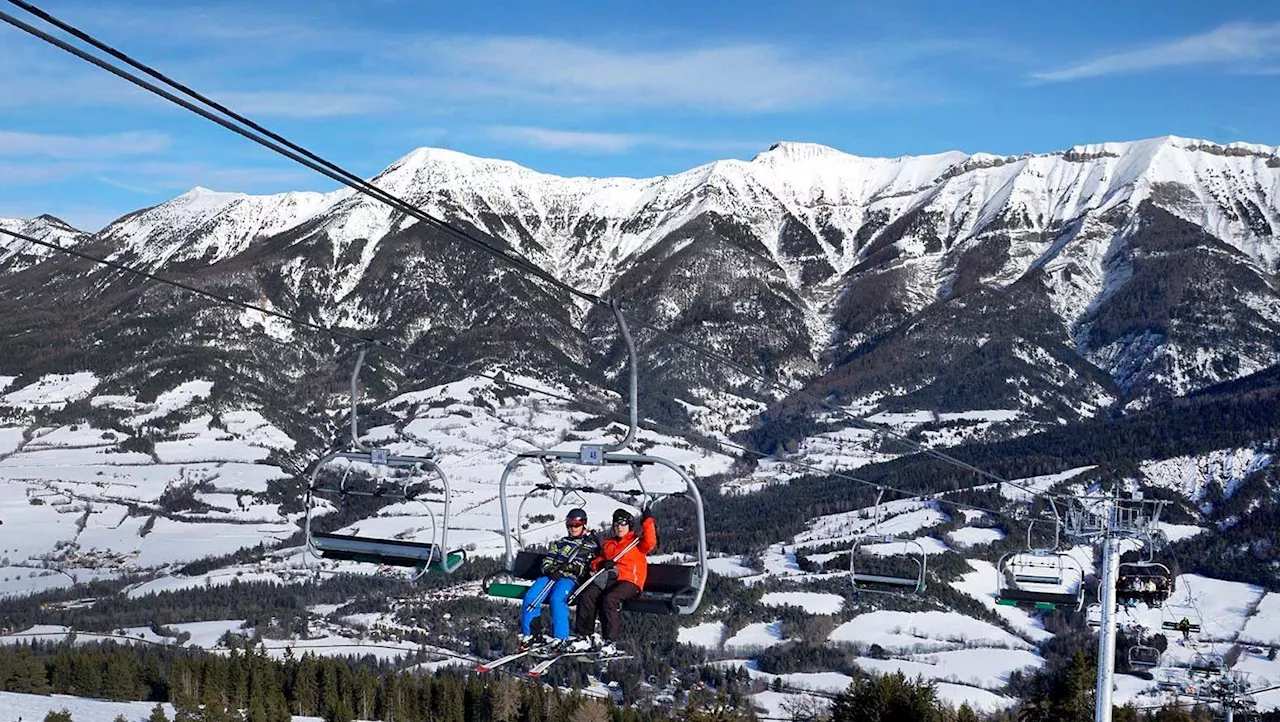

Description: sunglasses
[613,519,631,526]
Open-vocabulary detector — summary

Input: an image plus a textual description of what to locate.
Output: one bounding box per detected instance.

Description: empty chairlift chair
[840,490,928,598]
[849,535,928,596]
[483,300,708,616]
[303,347,465,578]
[1125,628,1163,671]
[1189,652,1225,676]
[995,552,1085,611]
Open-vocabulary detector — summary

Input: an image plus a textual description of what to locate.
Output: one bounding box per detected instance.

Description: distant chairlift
[995,507,1085,611]
[1160,597,1203,639]
[1125,627,1162,671]
[1189,652,1225,676]
[303,347,466,578]
[845,491,927,597]
[484,301,708,616]
[1117,537,1176,608]
[1128,643,1162,671]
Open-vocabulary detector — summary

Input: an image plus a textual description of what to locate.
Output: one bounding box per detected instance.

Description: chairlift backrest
[995,551,1084,611]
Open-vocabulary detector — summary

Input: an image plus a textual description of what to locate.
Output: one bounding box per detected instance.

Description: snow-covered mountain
[0,215,87,271]
[50,137,1275,417]
[3,135,1280,715]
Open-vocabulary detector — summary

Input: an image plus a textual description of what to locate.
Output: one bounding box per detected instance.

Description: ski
[527,652,581,677]
[527,650,634,678]
[476,642,558,673]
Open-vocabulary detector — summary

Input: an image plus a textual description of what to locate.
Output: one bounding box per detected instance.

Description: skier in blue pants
[519,507,600,649]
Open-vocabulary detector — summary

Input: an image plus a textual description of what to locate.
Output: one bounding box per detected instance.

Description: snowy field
[0,372,737,594]
[0,691,328,722]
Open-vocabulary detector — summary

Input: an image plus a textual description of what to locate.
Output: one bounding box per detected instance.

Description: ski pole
[567,534,644,605]
[522,541,589,614]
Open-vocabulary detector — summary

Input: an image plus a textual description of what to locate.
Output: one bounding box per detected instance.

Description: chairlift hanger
[488,300,708,616]
[1127,642,1161,670]
[303,346,466,577]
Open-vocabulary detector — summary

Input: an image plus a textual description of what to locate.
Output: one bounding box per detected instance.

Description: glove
[640,501,653,523]
[598,559,616,570]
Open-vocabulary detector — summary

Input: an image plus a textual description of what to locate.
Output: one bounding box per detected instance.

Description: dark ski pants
[574,580,640,640]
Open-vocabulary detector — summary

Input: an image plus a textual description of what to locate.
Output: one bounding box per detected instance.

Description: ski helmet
[566,508,588,524]
[612,508,634,526]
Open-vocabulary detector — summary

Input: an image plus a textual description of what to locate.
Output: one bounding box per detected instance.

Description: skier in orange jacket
[569,506,656,655]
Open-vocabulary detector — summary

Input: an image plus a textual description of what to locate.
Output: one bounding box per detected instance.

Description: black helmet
[612,508,634,525]
[566,508,588,524]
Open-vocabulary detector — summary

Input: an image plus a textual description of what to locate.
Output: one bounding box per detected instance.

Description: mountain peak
[753,141,850,163]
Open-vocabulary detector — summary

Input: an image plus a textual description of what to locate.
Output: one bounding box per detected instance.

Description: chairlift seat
[854,573,923,588]
[996,588,1081,610]
[486,550,696,614]
[1162,620,1202,633]
[311,532,463,569]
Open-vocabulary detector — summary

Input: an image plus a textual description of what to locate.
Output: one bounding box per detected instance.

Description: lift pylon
[1063,491,1166,722]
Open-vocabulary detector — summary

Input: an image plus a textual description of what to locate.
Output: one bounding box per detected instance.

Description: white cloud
[1033,21,1280,82]
[0,130,170,158]
[419,37,872,112]
[485,125,762,154]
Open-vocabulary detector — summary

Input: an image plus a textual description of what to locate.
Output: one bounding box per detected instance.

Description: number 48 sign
[579,444,605,465]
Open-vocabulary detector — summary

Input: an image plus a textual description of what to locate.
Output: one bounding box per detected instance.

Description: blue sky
[2,0,1279,230]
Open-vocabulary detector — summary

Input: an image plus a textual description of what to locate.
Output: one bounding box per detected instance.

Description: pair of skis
[476,642,632,676]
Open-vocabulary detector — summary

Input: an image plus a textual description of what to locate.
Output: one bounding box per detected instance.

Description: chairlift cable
[0,0,1047,499]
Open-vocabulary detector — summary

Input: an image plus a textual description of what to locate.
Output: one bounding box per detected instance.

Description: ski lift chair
[305,450,465,576]
[483,300,708,616]
[303,347,466,578]
[837,489,928,598]
[995,552,1085,611]
[849,535,927,596]
[995,506,1084,611]
[1161,601,1203,637]
[1117,538,1175,608]
[1087,603,1103,628]
[1190,652,1225,676]
[1128,643,1162,670]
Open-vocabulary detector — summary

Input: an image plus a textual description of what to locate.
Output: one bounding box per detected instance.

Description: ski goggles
[566,520,586,529]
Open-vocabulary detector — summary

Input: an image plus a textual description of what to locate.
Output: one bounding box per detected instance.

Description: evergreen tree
[149,703,171,722]
[830,672,943,722]
[9,648,51,695]
[43,710,73,722]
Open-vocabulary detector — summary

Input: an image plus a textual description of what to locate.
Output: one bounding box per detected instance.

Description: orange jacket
[593,516,657,589]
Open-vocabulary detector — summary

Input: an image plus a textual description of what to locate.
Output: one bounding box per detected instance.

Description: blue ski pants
[521,576,577,638]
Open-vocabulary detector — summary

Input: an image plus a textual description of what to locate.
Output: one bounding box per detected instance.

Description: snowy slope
[0,215,86,271]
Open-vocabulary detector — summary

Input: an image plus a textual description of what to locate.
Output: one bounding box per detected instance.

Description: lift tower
[1064,492,1166,722]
